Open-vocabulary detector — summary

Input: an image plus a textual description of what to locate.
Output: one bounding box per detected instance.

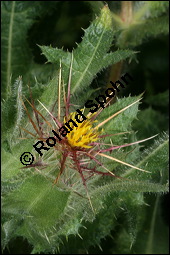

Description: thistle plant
[2,2,169,254]
[20,57,158,213]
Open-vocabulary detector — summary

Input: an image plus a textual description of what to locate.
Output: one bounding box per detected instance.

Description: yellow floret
[64,111,100,148]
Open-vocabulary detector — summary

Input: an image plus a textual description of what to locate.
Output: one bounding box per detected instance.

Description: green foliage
[39,6,134,99]
[111,1,169,48]
[1,1,60,99]
[1,2,169,254]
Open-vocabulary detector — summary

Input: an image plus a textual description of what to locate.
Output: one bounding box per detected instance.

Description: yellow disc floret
[64,111,100,148]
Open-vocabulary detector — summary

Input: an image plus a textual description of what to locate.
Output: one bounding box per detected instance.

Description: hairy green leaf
[40,6,135,99]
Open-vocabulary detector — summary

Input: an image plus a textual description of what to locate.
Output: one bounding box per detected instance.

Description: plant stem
[107,1,133,89]
[121,1,133,25]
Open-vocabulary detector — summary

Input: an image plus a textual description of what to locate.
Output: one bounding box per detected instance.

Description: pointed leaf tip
[100,5,112,29]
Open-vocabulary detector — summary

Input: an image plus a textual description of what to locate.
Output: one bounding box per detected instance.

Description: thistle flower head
[64,111,100,148]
